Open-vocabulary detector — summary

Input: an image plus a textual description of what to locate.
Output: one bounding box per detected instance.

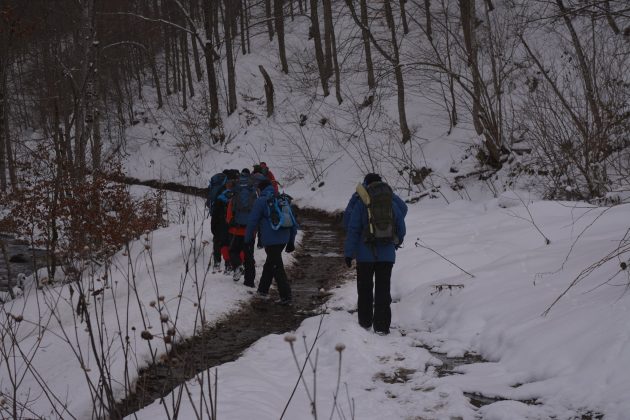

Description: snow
[129,198,630,420]
[3,2,629,419]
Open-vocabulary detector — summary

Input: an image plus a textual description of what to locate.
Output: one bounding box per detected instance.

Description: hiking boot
[223,265,233,276]
[254,291,270,300]
[232,266,244,282]
[275,298,293,306]
[374,330,390,336]
[212,261,221,272]
[243,281,255,288]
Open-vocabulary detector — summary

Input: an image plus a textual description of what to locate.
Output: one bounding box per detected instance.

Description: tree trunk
[425,0,433,41]
[0,57,7,192]
[322,0,333,79]
[275,0,289,73]
[203,0,220,129]
[399,0,409,34]
[259,65,274,117]
[74,0,96,178]
[323,0,341,103]
[359,0,375,90]
[149,45,163,108]
[459,0,483,135]
[224,0,238,114]
[383,0,411,143]
[556,0,602,135]
[184,33,195,97]
[265,0,275,40]
[181,34,188,110]
[240,0,247,54]
[189,0,204,81]
[244,0,251,53]
[173,34,180,92]
[309,0,329,96]
[460,0,501,167]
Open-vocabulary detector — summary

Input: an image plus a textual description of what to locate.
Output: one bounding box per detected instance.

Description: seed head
[167,327,176,337]
[160,313,169,323]
[284,333,297,343]
[149,300,156,308]
[163,336,172,344]
[11,314,23,323]
[140,330,154,340]
[335,343,346,352]
[158,295,165,302]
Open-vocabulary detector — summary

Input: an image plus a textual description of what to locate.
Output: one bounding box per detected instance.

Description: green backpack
[356,181,399,245]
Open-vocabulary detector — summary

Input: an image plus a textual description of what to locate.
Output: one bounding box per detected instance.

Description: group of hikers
[207,162,296,305]
[207,164,407,334]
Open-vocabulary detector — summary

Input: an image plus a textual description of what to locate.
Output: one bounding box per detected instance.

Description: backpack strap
[356,183,375,239]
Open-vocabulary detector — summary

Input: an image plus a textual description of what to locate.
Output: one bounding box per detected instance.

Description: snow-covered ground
[129,196,630,420]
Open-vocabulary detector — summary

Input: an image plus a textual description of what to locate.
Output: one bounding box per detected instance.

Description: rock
[9,254,28,263]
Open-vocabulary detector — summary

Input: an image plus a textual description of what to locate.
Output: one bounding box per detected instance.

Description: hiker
[208,170,230,271]
[244,179,297,305]
[343,174,408,231]
[254,162,279,193]
[344,173,407,335]
[226,169,257,287]
[213,182,238,273]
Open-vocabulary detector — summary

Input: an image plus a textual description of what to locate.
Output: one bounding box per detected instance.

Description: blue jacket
[343,189,408,231]
[245,186,298,246]
[344,195,406,263]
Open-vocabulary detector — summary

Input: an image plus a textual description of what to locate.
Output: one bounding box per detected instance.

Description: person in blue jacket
[245,179,297,305]
[343,174,408,231]
[344,173,407,335]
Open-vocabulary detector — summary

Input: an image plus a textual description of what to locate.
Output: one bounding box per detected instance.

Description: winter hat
[363,173,382,185]
[241,168,251,175]
[257,179,272,191]
[253,164,262,174]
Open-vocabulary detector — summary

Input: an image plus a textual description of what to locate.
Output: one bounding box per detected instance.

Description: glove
[344,257,353,268]
[285,242,295,253]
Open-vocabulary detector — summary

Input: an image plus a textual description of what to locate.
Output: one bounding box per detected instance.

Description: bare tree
[224,0,238,115]
[359,0,375,90]
[265,0,275,40]
[323,0,342,103]
[275,0,289,73]
[309,0,330,96]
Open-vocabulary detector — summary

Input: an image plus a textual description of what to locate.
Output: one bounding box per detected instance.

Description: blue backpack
[231,175,257,226]
[267,193,297,230]
[207,173,228,211]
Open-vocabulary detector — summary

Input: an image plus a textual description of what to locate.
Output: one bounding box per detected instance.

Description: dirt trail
[116,188,348,417]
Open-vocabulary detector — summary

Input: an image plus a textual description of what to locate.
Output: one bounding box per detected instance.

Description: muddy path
[115,177,349,418]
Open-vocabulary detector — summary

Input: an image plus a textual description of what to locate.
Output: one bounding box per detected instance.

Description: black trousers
[212,235,222,264]
[356,262,393,333]
[229,235,255,285]
[258,244,291,300]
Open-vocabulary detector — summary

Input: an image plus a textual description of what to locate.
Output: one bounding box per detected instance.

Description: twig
[414,239,475,278]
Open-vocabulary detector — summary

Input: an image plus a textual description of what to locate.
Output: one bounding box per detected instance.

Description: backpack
[267,193,296,231]
[356,181,398,244]
[207,173,228,211]
[231,174,257,226]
